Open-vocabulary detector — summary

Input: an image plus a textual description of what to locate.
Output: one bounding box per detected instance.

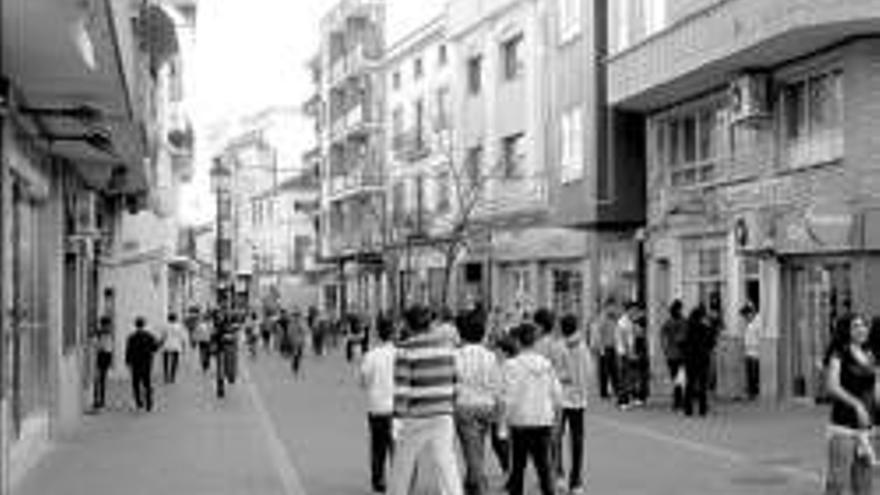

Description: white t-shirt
[162,322,188,352]
[359,343,396,414]
[743,315,761,358]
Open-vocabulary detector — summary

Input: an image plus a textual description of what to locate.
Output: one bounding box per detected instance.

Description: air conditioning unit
[728,72,771,125]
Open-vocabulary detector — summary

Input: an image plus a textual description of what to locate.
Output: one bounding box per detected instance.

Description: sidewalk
[13,359,291,495]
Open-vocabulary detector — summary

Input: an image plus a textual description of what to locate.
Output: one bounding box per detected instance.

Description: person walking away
[741,303,761,401]
[192,313,212,373]
[389,305,462,495]
[454,312,503,495]
[277,310,292,358]
[501,322,563,495]
[532,307,570,488]
[313,315,327,357]
[485,315,516,478]
[346,313,364,363]
[260,311,274,352]
[683,305,717,417]
[359,316,397,494]
[660,300,688,411]
[434,307,462,347]
[632,305,650,403]
[823,314,878,495]
[556,314,590,494]
[244,312,260,359]
[92,316,114,410]
[615,303,638,409]
[592,304,619,400]
[160,313,187,384]
[289,310,308,377]
[125,317,159,411]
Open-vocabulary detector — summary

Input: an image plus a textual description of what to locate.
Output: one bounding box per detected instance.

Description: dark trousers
[368,414,393,492]
[745,356,760,400]
[455,406,494,495]
[163,351,180,383]
[667,358,685,410]
[490,421,510,473]
[555,408,585,489]
[93,352,112,408]
[598,347,618,399]
[198,342,211,372]
[290,344,304,375]
[684,360,710,416]
[509,426,555,495]
[617,356,636,406]
[130,366,153,411]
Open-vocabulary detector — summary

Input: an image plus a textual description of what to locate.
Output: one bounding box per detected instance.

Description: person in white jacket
[502,321,563,495]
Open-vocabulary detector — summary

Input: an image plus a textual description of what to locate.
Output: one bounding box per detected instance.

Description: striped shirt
[394,330,457,418]
[455,344,501,409]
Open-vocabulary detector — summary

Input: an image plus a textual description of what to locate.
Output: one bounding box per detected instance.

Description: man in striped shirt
[390,305,462,495]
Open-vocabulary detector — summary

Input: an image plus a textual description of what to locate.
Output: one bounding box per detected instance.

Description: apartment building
[608,0,880,400]
[446,0,589,316]
[308,0,387,318]
[384,15,455,309]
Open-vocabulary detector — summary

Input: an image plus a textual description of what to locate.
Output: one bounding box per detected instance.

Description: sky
[180,0,447,224]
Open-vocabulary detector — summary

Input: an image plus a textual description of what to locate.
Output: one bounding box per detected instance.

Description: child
[359,316,397,494]
[557,314,591,494]
[501,322,562,495]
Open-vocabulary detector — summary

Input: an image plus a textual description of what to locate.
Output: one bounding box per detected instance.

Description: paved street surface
[14,346,876,495]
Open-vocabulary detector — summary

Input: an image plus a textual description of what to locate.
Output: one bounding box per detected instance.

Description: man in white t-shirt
[161,313,188,384]
[359,316,396,494]
[741,304,761,401]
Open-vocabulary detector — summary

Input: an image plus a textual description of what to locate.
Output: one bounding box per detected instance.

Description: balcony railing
[328,44,381,87]
[392,129,431,162]
[328,164,383,198]
[330,103,375,141]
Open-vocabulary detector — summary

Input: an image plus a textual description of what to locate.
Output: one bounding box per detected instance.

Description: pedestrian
[434,306,462,347]
[741,303,761,401]
[92,315,114,411]
[660,300,688,411]
[277,310,292,358]
[501,321,563,495]
[682,304,717,417]
[591,303,619,400]
[556,314,590,494]
[192,313,212,373]
[289,310,307,377]
[615,302,638,409]
[359,315,397,494]
[823,313,877,495]
[531,307,569,489]
[313,315,327,357]
[125,317,160,411]
[632,304,650,403]
[454,311,503,495]
[389,305,462,495]
[260,311,274,352]
[345,313,362,363]
[160,313,187,384]
[245,311,260,359]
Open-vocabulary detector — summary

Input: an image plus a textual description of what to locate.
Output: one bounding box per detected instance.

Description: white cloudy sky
[180,0,446,224]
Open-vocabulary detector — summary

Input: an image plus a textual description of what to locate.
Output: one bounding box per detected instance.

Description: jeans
[489,420,510,473]
[93,351,112,408]
[368,414,394,492]
[390,415,462,495]
[455,406,494,495]
[197,342,211,372]
[290,344,303,375]
[598,347,618,398]
[617,356,637,406]
[745,356,760,400]
[130,366,153,411]
[163,350,180,383]
[825,431,873,495]
[555,408,585,489]
[684,359,710,416]
[509,426,555,495]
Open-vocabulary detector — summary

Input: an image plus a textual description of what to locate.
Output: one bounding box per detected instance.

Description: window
[651,99,724,188]
[438,44,448,66]
[467,55,482,95]
[392,181,406,224]
[392,106,404,138]
[415,174,426,228]
[501,34,524,81]
[560,106,584,183]
[552,267,583,321]
[781,69,843,167]
[414,57,423,80]
[414,98,425,149]
[293,236,311,272]
[501,133,526,179]
[682,237,727,311]
[436,172,450,213]
[558,0,582,43]
[435,86,451,130]
[392,71,401,90]
[466,145,484,187]
[613,0,667,52]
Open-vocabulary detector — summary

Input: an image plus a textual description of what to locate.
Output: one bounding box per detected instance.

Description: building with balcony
[308,0,386,318]
[607,0,880,400]
[383,15,455,309]
[1,0,188,489]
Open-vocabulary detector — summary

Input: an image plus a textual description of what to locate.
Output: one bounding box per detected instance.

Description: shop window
[651,98,725,188]
[780,69,843,168]
[682,237,727,311]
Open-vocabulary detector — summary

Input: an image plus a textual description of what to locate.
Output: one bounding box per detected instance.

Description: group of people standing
[358,304,591,495]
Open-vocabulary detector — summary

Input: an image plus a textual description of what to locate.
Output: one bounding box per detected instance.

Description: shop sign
[804,201,854,248]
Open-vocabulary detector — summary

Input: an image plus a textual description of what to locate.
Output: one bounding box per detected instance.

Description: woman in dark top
[683,304,717,417]
[823,314,877,495]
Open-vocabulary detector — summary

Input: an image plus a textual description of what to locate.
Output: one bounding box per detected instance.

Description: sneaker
[570,486,586,495]
[556,479,568,493]
[632,399,645,407]
[618,403,632,411]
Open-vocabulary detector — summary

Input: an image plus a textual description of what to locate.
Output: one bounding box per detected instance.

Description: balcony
[607,0,880,110]
[330,103,377,143]
[392,129,431,163]
[326,164,383,201]
[328,44,382,88]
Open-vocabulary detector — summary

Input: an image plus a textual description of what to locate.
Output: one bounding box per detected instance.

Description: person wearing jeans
[390,305,462,495]
[454,313,502,495]
[161,313,187,384]
[502,322,563,495]
[359,317,396,494]
[556,314,590,494]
